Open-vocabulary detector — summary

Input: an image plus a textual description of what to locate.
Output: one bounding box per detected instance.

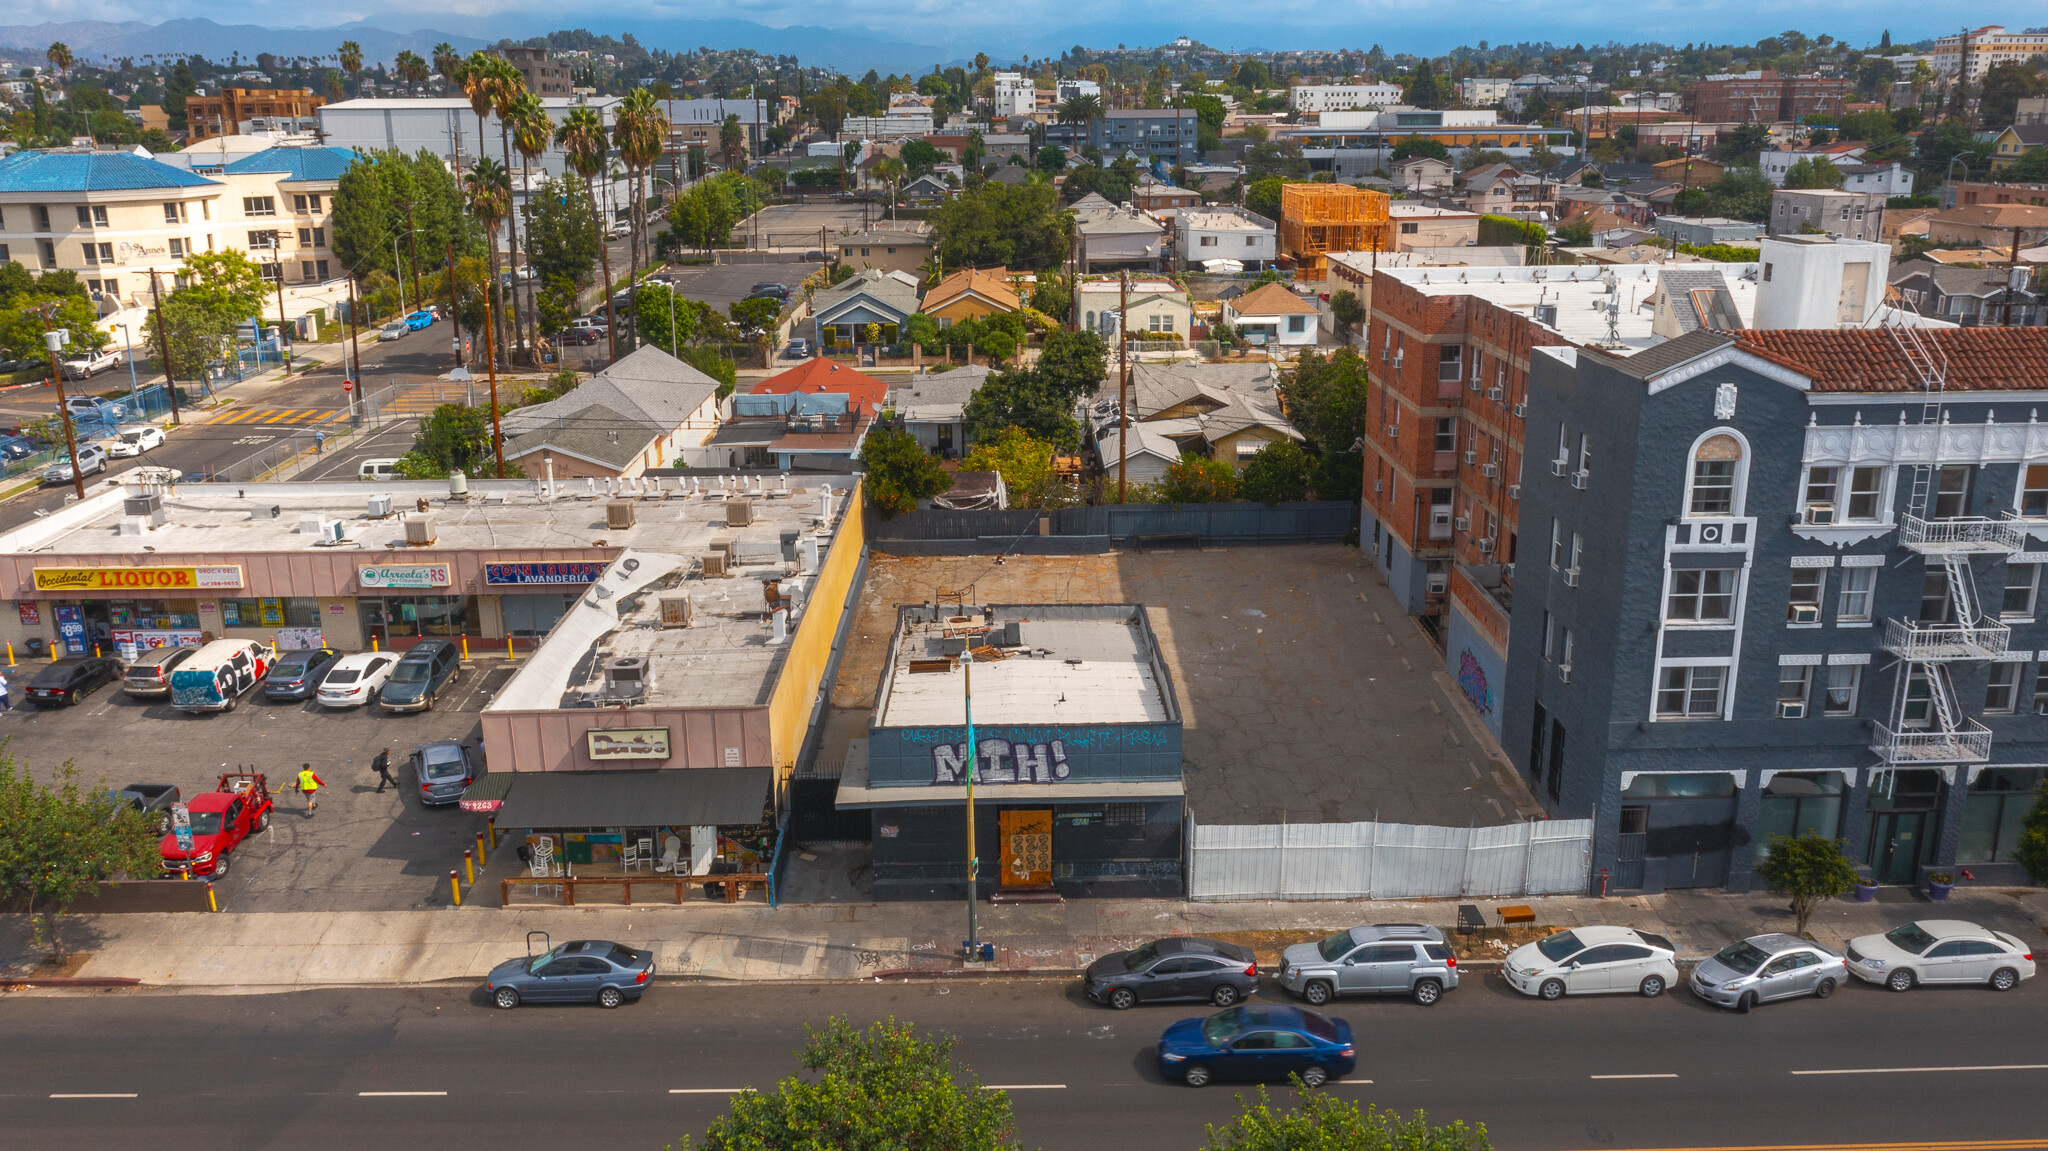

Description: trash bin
[23,637,46,657]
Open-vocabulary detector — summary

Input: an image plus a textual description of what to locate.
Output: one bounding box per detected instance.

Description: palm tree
[46,42,73,85]
[511,94,555,358]
[459,51,498,172]
[462,157,511,477]
[488,62,535,365]
[395,50,429,95]
[718,113,747,172]
[432,43,460,94]
[556,105,619,362]
[338,41,363,94]
[614,87,670,307]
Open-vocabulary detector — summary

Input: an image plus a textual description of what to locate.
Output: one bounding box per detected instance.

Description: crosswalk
[199,384,482,426]
[200,407,342,426]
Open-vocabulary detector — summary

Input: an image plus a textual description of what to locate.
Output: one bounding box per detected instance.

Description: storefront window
[1753,772,1846,862]
[359,595,480,643]
[500,593,576,637]
[103,599,201,630]
[1621,773,1738,799]
[1960,768,2044,863]
[220,597,320,627]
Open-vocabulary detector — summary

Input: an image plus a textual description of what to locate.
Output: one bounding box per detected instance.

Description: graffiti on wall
[932,738,1073,785]
[1457,649,1493,716]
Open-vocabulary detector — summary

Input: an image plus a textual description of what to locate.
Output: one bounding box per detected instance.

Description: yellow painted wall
[766,478,867,774]
[929,294,1010,324]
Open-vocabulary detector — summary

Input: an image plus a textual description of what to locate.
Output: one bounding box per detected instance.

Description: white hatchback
[314,652,399,708]
[1503,925,1681,1000]
[1846,920,2037,993]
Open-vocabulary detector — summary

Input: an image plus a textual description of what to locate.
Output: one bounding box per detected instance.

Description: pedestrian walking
[0,669,12,714]
[371,748,395,793]
[296,763,326,815]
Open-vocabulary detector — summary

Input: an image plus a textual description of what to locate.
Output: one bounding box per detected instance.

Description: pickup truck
[60,347,123,379]
[113,783,181,833]
[159,773,272,878]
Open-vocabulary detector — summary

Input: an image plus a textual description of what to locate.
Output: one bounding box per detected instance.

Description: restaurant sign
[484,561,607,585]
[586,727,671,761]
[358,564,453,589]
[33,565,244,592]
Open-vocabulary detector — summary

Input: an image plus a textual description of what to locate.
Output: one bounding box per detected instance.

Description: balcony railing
[1899,514,2024,553]
[1869,719,1993,765]
[1882,617,2012,661]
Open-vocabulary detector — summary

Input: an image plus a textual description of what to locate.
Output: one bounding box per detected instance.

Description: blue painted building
[1090,109,1201,166]
[836,603,1187,900]
[1504,323,2048,894]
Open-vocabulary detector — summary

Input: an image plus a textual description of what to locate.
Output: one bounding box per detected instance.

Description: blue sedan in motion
[486,939,654,1009]
[1157,1004,1355,1088]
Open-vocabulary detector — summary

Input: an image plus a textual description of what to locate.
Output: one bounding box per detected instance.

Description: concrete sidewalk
[7,885,2047,993]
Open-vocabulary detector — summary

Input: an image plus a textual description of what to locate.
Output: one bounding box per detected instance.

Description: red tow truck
[160,773,273,878]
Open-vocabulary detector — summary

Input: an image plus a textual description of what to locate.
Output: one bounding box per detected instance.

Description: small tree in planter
[1755,831,1861,937]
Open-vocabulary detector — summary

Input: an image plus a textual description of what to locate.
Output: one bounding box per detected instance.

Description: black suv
[377,639,462,712]
[748,282,791,302]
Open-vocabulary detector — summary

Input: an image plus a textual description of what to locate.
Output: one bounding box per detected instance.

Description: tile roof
[922,267,1020,313]
[1230,281,1321,316]
[0,149,219,192]
[754,357,889,413]
[1935,203,2048,228]
[219,146,357,181]
[1734,328,2048,392]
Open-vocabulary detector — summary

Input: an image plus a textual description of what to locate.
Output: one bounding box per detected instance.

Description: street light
[961,646,980,961]
[116,322,139,410]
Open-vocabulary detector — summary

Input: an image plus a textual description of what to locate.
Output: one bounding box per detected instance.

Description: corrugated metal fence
[1187,818,1594,901]
[870,502,1353,546]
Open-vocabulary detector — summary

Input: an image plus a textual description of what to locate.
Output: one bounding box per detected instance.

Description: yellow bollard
[448,870,462,906]
[489,818,499,849]
[507,636,516,661]
[179,867,190,881]
[5,642,13,666]
[371,634,380,652]
[475,830,487,867]
[461,635,470,661]
[94,645,101,658]
[206,881,218,912]
[464,849,475,886]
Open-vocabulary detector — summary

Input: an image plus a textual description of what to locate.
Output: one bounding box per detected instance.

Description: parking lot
[668,261,825,316]
[8,658,516,912]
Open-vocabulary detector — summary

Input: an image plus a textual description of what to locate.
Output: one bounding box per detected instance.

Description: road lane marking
[981,1084,1066,1090]
[1591,1073,1679,1080]
[49,1093,137,1099]
[1557,1142,2048,1151]
[358,1091,447,1096]
[669,1088,752,1094]
[1792,1064,2048,1076]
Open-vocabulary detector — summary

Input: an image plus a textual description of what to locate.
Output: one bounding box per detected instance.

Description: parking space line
[668,1088,752,1094]
[1791,1064,2048,1076]
[358,1090,447,1096]
[49,1093,138,1099]
[1591,1073,1679,1080]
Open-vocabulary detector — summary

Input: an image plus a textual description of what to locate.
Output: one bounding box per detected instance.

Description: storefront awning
[458,772,515,813]
[494,769,772,828]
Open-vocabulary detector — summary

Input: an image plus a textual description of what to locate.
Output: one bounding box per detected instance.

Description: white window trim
[1651,657,1735,723]
[1682,426,1751,519]
[1662,566,1743,629]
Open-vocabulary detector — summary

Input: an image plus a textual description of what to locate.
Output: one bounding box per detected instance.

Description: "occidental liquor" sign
[32,566,244,592]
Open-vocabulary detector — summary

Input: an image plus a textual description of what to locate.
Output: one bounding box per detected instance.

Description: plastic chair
[655,834,682,873]
[621,837,641,872]
[634,836,654,873]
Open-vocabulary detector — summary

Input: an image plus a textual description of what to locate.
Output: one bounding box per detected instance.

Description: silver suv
[1279,924,1460,1006]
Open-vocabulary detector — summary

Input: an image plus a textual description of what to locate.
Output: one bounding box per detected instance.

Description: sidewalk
[7,884,2046,993]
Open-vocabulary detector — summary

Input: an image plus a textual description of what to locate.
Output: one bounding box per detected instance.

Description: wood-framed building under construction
[1280,184,1391,280]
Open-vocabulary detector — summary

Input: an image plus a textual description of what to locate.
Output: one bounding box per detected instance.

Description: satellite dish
[620,558,641,574]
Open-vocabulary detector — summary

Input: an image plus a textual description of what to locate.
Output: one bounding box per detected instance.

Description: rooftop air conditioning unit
[1507,484,1522,500]
[1790,604,1821,624]
[659,596,694,628]
[701,551,728,578]
[124,493,162,517]
[1806,503,1837,525]
[1778,700,1807,719]
[726,501,754,527]
[405,516,436,546]
[1550,458,1569,477]
[596,655,650,703]
[367,494,393,518]
[1570,469,1589,490]
[606,500,636,530]
[312,518,344,544]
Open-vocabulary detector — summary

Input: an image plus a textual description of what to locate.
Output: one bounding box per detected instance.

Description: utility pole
[394,236,409,316]
[345,275,365,404]
[447,239,464,367]
[37,306,87,502]
[1117,269,1130,504]
[2005,224,2024,326]
[272,261,291,374]
[961,646,980,960]
[147,269,181,426]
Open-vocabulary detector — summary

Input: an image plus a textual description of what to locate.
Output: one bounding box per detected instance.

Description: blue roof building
[218,146,358,182]
[0,149,220,193]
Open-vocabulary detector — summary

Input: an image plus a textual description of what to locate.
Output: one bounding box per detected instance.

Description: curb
[2,976,143,988]
[872,966,1080,981]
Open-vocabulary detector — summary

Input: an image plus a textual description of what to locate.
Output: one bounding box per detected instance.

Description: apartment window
[248,230,279,251]
[299,228,313,247]
[1822,665,1862,716]
[1656,665,1726,719]
[1549,519,1563,569]
[38,240,56,267]
[2003,563,2041,619]
[302,261,316,280]
[1438,344,1463,383]
[316,259,330,280]
[101,278,117,298]
[1562,629,1574,668]
[168,238,185,259]
[1428,488,1452,539]
[1837,566,1876,622]
[1803,466,1840,516]
[164,202,182,224]
[1666,569,1736,623]
[1401,221,1420,234]
[1245,236,1256,246]
[1542,611,1557,661]
[1577,433,1592,477]
[1935,465,1970,518]
[1985,663,2023,714]
[243,196,276,217]
[1788,568,1825,622]
[35,205,51,231]
[1434,417,1456,453]
[2022,464,2048,516]
[1920,568,1952,623]
[1845,466,1885,521]
[1777,665,1813,714]
[0,244,7,262]
[294,194,310,213]
[259,263,282,284]
[77,205,105,227]
[1568,532,1582,573]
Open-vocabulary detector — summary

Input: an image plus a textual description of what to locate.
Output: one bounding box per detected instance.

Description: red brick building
[1682,71,1850,125]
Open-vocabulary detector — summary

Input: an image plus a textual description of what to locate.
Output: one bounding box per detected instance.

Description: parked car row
[35,638,466,715]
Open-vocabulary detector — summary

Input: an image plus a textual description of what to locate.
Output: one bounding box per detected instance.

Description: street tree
[964,369,1079,450]
[961,425,1058,506]
[1202,1085,1490,1151]
[524,175,601,289]
[331,152,394,281]
[899,138,946,177]
[930,180,1073,271]
[718,113,747,171]
[1783,156,1845,190]
[0,757,163,964]
[2015,783,2048,884]
[1033,326,1106,401]
[397,402,501,477]
[728,296,781,339]
[556,105,618,356]
[1279,348,1369,502]
[859,430,951,517]
[1329,289,1366,331]
[0,269,101,364]
[1755,831,1862,937]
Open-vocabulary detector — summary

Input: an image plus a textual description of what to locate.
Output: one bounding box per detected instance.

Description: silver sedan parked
[1846,921,2037,992]
[1689,933,1848,1012]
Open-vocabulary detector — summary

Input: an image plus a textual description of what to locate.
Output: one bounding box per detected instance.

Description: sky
[6,0,2047,60]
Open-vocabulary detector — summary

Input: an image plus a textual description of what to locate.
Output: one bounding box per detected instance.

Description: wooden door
[999,810,1053,887]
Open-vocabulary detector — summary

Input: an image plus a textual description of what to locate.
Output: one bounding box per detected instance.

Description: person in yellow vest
[295,763,326,816]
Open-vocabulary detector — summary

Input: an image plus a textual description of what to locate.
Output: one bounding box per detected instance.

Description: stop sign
[342,382,355,392]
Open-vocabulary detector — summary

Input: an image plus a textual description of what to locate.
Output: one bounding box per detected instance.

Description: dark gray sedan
[486,940,654,1009]
[412,740,478,806]
[1084,937,1260,1010]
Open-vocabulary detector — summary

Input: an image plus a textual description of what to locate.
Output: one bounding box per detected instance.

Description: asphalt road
[4,975,2047,1150]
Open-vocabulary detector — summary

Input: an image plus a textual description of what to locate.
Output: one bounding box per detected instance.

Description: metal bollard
[506,636,516,661]
[5,642,13,666]
[464,849,474,886]
[179,867,190,881]
[475,830,487,867]
[461,635,470,661]
[449,870,462,906]
[488,818,499,849]
[371,635,380,652]
[206,881,218,912]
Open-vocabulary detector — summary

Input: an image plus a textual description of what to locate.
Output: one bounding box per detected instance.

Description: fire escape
[1872,322,2011,767]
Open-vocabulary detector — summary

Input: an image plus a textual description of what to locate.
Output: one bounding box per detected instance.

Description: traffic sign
[342,382,355,392]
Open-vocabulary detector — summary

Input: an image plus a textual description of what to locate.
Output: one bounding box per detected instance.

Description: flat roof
[874,603,1176,728]
[1371,263,1760,356]
[480,483,855,711]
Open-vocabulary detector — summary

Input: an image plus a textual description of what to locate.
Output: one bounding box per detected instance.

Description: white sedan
[107,425,166,458]
[377,321,408,342]
[314,652,399,708]
[1846,920,2037,993]
[1502,925,1681,999]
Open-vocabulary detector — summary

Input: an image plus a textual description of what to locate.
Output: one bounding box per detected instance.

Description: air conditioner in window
[1454,515,1470,531]
[1778,700,1807,719]
[1558,663,1572,684]
[1550,458,1569,477]
[1805,503,1837,525]
[1463,450,1478,465]
[1790,604,1821,624]
[1384,423,1400,438]
[2034,699,2048,716]
[1487,386,1504,401]
[1507,484,1522,500]
[1513,402,1528,418]
[1481,462,1498,479]
[1570,469,1590,490]
[1478,536,1496,553]
[1392,354,1404,369]
[1562,566,1579,585]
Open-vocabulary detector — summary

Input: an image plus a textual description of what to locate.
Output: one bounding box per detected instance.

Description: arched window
[1687,432,1746,517]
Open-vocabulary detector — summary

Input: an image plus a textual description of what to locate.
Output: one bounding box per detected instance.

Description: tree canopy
[1783,156,1845,190]
[1278,348,1369,502]
[931,181,1073,271]
[1202,1085,1490,1151]
[0,757,163,963]
[964,368,1080,450]
[859,428,951,516]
